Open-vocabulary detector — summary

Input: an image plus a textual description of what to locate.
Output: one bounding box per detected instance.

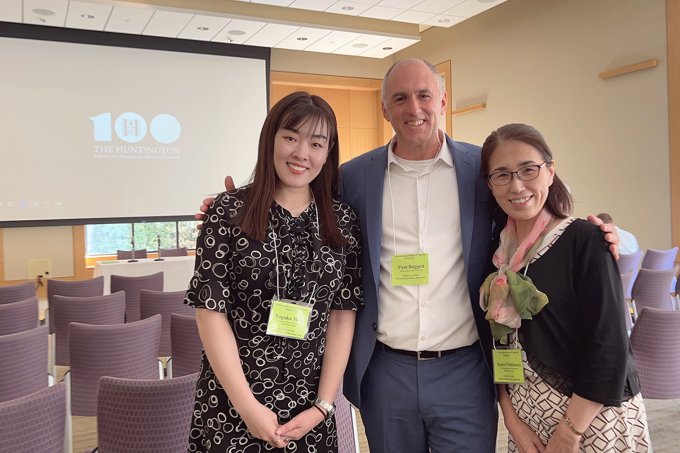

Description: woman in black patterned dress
[185,92,363,453]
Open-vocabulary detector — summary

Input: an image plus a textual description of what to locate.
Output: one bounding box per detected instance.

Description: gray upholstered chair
[117,249,148,260]
[336,383,360,453]
[110,272,164,322]
[47,276,104,333]
[66,314,162,416]
[93,373,198,453]
[0,326,49,403]
[0,383,66,453]
[0,281,35,305]
[159,247,188,257]
[0,296,39,335]
[631,268,676,312]
[140,289,194,357]
[641,247,679,270]
[169,313,202,377]
[52,292,126,368]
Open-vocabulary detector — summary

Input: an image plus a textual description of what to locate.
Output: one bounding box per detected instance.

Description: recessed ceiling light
[228,30,246,36]
[352,43,368,48]
[341,6,355,11]
[478,0,497,3]
[197,26,210,31]
[382,46,392,50]
[438,18,451,24]
[296,37,308,41]
[33,8,55,16]
[80,13,95,19]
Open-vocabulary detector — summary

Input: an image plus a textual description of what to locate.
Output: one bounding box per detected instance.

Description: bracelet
[563,415,585,436]
[311,403,327,419]
[314,397,335,420]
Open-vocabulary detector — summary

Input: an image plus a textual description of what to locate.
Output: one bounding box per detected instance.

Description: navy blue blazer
[339,135,496,408]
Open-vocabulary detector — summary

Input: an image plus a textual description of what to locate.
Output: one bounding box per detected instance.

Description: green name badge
[391,253,429,286]
[266,299,312,340]
[493,349,525,384]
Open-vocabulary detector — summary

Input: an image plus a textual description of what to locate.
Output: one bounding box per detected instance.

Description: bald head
[381,58,445,104]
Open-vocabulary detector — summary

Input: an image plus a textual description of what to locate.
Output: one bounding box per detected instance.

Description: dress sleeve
[332,205,364,311]
[184,192,234,313]
[573,223,630,406]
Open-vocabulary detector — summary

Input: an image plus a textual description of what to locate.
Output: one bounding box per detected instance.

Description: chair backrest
[69,314,162,415]
[0,296,39,335]
[47,276,105,333]
[0,383,66,453]
[619,272,633,331]
[117,249,148,260]
[52,292,126,366]
[159,247,188,257]
[110,272,164,322]
[631,268,676,311]
[0,281,35,305]
[140,289,194,357]
[0,326,49,402]
[641,247,679,270]
[336,384,359,453]
[170,313,202,377]
[630,307,680,398]
[616,250,643,277]
[96,373,198,453]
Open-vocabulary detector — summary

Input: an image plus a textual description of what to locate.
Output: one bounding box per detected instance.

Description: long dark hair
[481,123,573,218]
[234,91,345,248]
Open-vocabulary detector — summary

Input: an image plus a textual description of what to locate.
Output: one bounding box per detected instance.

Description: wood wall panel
[0,229,4,282]
[349,91,378,129]
[72,226,88,280]
[350,129,379,159]
[338,127,352,164]
[668,0,680,249]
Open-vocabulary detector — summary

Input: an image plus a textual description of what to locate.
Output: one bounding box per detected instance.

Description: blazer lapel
[448,137,475,267]
[363,148,388,286]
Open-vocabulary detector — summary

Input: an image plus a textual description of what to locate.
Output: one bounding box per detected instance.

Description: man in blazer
[339,58,498,452]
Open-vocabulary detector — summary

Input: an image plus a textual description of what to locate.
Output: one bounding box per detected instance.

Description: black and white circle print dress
[185,187,363,453]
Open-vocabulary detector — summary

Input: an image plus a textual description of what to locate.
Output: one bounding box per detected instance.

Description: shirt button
[420,335,426,341]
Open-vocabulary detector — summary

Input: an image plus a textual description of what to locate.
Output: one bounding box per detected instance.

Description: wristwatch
[314,397,336,420]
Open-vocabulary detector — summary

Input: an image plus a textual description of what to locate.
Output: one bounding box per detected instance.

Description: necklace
[275,196,313,216]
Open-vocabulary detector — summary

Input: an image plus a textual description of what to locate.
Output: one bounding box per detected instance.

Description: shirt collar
[386,131,454,172]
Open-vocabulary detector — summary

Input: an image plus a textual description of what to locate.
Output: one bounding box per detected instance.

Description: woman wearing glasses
[480,123,650,452]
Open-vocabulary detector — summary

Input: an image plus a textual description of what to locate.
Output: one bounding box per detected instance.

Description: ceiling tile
[444,0,506,17]
[143,10,193,37]
[359,5,402,20]
[289,0,336,11]
[178,14,230,40]
[343,0,382,4]
[377,0,423,9]
[359,36,418,57]
[250,0,295,6]
[305,30,363,53]
[412,0,465,14]
[325,1,372,16]
[212,19,266,44]
[275,26,331,50]
[333,33,390,56]
[421,14,466,27]
[65,1,112,31]
[105,6,154,34]
[0,0,23,23]
[23,0,68,27]
[246,22,300,47]
[391,10,436,24]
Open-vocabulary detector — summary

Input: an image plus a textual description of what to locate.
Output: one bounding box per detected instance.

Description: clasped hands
[241,399,325,449]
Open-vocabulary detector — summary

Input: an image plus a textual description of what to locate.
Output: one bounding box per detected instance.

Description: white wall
[3,227,74,280]
[396,0,670,249]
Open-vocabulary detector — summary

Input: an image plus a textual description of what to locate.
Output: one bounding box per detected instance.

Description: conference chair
[169,313,202,378]
[0,326,49,403]
[0,383,67,453]
[619,272,634,331]
[52,292,126,369]
[117,249,148,260]
[631,268,676,312]
[110,272,164,322]
[336,384,360,453]
[140,289,194,357]
[617,250,644,275]
[641,247,679,270]
[65,315,162,416]
[0,281,35,305]
[0,296,39,335]
[47,276,105,333]
[159,246,188,257]
[630,307,680,399]
[90,373,198,453]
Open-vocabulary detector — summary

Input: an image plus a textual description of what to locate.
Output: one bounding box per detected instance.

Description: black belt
[379,341,470,361]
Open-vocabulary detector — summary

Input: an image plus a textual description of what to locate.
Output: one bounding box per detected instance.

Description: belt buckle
[416,351,441,361]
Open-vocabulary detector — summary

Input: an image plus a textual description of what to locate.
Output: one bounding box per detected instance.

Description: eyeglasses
[487,161,550,186]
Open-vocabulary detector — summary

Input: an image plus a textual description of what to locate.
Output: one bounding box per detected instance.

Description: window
[85,220,199,256]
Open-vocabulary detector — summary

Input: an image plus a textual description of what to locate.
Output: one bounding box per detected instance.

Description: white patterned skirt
[507,349,651,452]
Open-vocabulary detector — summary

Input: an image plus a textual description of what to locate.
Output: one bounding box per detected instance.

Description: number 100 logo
[90,112,181,144]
